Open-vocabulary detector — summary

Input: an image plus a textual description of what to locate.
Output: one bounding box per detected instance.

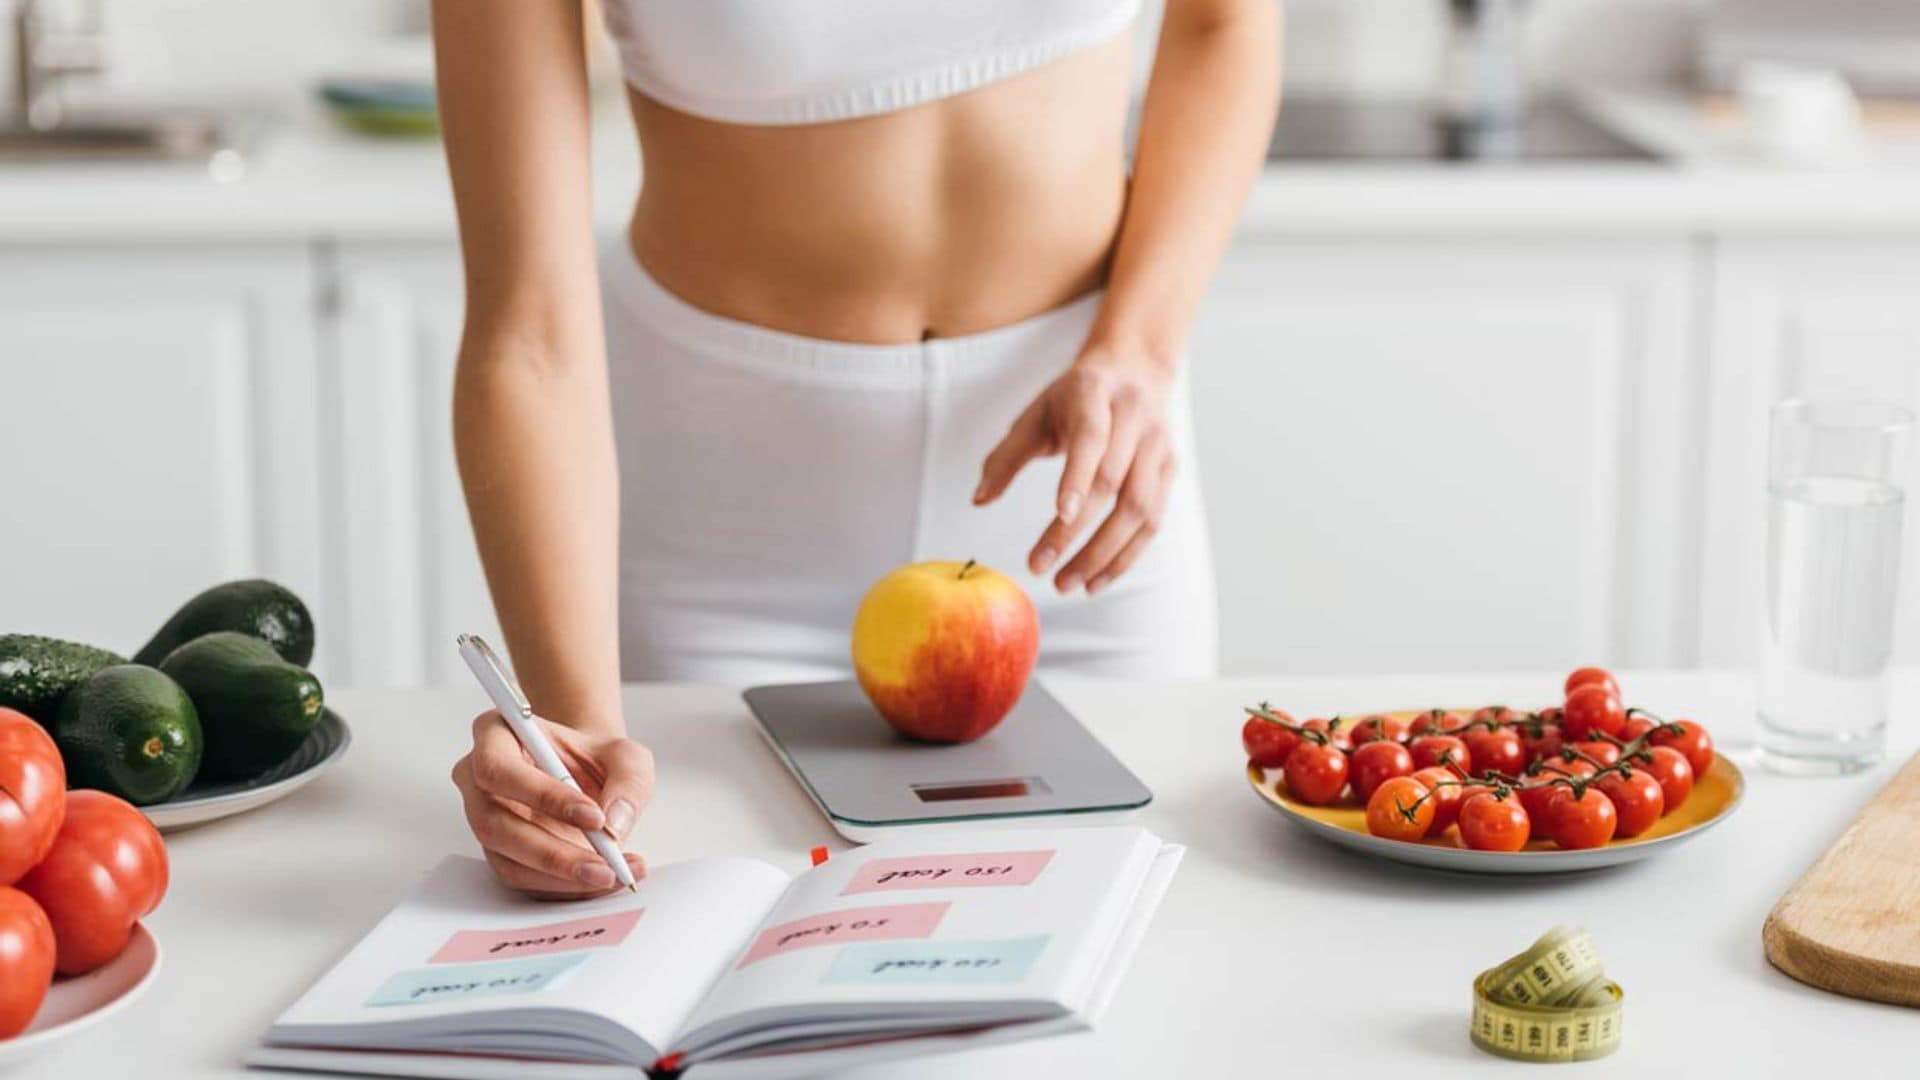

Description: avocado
[55,664,202,805]
[159,631,324,781]
[0,634,128,724]
[133,579,315,668]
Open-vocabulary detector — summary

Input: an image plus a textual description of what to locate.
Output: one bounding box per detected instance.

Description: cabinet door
[0,244,324,667]
[327,241,498,688]
[1699,240,1920,667]
[1189,237,1697,675]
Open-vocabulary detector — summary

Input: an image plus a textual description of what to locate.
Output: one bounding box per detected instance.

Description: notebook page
[672,826,1165,1056]
[268,855,790,1062]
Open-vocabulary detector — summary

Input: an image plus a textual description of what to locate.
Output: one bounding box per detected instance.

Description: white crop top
[598,0,1143,126]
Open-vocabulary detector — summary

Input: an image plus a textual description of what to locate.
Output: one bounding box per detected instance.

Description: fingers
[596,739,656,841]
[468,711,604,831]
[1052,381,1112,528]
[1033,384,1147,575]
[483,847,648,901]
[455,755,617,895]
[975,398,1050,506]
[1055,435,1173,593]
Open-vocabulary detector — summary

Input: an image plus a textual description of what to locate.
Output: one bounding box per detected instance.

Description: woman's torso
[608,2,1139,343]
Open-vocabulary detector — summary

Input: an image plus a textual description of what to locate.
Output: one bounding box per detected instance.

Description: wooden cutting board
[1764,750,1920,1007]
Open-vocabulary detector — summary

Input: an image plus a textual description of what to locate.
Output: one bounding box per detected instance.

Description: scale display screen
[911,777,1052,803]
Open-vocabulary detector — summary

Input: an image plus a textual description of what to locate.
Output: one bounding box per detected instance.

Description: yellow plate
[1246,710,1745,874]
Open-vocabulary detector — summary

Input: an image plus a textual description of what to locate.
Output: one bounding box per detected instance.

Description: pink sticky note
[431,909,646,964]
[842,850,1056,895]
[738,902,949,967]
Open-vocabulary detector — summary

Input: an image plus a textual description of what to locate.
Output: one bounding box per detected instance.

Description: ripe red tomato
[1458,791,1530,852]
[1571,740,1622,767]
[1349,740,1415,803]
[1299,717,1351,751]
[1409,708,1465,736]
[1534,706,1566,727]
[1564,667,1620,700]
[0,709,66,886]
[1471,705,1519,725]
[1620,715,1656,743]
[1281,743,1350,806]
[1463,726,1526,779]
[1596,768,1665,838]
[1543,786,1618,850]
[1365,776,1436,842]
[17,790,168,976]
[1562,684,1627,741]
[1408,734,1471,774]
[0,886,55,1038]
[1410,767,1472,834]
[1521,723,1565,764]
[1640,746,1695,813]
[1518,765,1584,821]
[1242,715,1300,769]
[1651,720,1715,779]
[1347,714,1411,746]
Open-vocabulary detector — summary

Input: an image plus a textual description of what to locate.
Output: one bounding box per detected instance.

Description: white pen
[456,633,637,892]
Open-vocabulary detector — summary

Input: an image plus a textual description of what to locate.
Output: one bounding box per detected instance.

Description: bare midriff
[624,33,1133,344]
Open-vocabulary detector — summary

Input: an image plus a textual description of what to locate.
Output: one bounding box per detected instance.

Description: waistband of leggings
[600,236,1105,376]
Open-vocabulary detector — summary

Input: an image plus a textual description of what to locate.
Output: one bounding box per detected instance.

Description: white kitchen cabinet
[1698,239,1920,670]
[325,240,498,689]
[1188,237,1699,676]
[0,244,326,669]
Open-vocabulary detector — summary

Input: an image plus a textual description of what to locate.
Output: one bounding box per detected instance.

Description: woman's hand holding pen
[974,337,1178,596]
[452,712,655,899]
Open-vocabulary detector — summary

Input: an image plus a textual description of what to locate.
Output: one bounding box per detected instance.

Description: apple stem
[958,559,976,580]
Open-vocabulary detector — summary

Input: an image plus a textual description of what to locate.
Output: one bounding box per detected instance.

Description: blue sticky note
[366,952,587,1008]
[821,936,1049,985]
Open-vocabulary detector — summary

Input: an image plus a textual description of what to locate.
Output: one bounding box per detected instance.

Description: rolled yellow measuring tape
[1470,927,1624,1063]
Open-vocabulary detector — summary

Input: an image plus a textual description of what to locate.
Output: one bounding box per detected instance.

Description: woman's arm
[977,0,1281,592]
[435,0,652,897]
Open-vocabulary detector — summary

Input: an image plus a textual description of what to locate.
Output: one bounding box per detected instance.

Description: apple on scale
[851,559,1040,744]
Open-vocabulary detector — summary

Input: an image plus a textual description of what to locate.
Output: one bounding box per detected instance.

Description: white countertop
[15,669,1916,1079]
[6,92,1920,242]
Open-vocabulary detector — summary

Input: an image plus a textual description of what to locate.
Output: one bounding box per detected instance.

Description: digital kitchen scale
[744,679,1152,843]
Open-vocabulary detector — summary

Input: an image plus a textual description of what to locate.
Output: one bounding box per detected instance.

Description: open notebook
[247,826,1181,1079]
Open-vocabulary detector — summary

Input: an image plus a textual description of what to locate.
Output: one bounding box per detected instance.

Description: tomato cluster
[1240,667,1716,853]
[0,708,169,1039]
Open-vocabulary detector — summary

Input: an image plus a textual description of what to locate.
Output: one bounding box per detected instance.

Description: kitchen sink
[0,107,251,164]
[1268,97,1662,164]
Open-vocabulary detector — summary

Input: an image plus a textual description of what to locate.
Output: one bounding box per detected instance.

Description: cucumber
[54,665,202,805]
[0,634,127,725]
[159,631,324,781]
[133,579,315,668]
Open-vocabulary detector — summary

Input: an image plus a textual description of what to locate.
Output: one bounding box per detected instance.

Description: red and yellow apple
[851,559,1039,743]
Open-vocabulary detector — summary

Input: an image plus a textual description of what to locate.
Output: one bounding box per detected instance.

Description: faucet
[12,0,105,131]
[1442,0,1530,129]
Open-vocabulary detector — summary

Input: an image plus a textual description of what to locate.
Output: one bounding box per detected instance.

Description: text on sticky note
[737,902,949,967]
[430,908,645,964]
[841,850,1056,894]
[822,936,1050,985]
[366,953,586,1008]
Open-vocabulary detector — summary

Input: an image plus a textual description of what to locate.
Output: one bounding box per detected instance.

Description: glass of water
[1760,397,1914,775]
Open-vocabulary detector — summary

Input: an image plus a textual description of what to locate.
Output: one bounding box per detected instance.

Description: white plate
[0,923,161,1070]
[142,710,351,832]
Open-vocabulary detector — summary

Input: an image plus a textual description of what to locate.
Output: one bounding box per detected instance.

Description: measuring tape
[1470,927,1624,1063]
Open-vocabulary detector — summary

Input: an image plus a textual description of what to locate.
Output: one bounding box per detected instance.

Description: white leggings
[601,240,1218,684]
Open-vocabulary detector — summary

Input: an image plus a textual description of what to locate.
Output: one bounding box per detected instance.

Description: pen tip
[627,883,639,893]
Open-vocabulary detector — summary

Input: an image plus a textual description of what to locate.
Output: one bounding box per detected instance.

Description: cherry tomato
[1518,765,1583,822]
[1300,717,1351,752]
[1471,705,1519,725]
[0,708,66,885]
[1458,790,1530,852]
[1562,684,1627,741]
[1543,785,1618,850]
[1639,746,1694,812]
[1349,740,1416,803]
[1564,667,1621,700]
[1651,720,1715,779]
[1522,722,1565,764]
[1347,714,1410,746]
[1596,768,1665,838]
[1282,743,1350,806]
[1365,776,1437,842]
[1242,714,1300,769]
[1570,740,1622,767]
[17,790,168,975]
[1410,766,1472,835]
[1534,706,1566,727]
[0,886,55,1038]
[1408,734,1471,774]
[1463,726,1526,779]
[1409,708,1465,736]
[1620,715,1656,743]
